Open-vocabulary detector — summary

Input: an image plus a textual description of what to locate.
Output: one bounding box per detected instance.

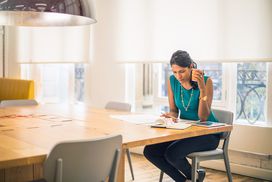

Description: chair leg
[191,157,198,182]
[56,158,63,182]
[159,171,164,182]
[126,149,135,180]
[223,152,232,182]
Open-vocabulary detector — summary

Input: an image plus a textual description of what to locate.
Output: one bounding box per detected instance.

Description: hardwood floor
[125,153,269,182]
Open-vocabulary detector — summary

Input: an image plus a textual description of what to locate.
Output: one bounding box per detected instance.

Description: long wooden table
[0,104,232,182]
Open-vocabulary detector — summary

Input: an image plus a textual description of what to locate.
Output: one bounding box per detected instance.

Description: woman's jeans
[144,134,220,182]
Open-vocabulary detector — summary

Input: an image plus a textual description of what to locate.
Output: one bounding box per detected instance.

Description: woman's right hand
[160,112,178,122]
[192,69,205,90]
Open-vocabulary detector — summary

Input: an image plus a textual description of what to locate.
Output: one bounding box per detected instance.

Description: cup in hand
[191,69,204,82]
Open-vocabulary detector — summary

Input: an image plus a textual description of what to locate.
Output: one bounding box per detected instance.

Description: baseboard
[200,160,272,181]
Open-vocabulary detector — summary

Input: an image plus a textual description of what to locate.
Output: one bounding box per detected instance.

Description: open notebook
[151,122,192,130]
[150,118,192,130]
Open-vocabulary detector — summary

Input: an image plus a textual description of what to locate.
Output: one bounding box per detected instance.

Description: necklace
[180,87,194,111]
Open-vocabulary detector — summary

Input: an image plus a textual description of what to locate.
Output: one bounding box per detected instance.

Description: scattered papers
[110,114,195,129]
[110,114,160,125]
[35,115,73,122]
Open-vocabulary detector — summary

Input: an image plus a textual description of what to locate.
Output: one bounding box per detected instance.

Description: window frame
[153,63,228,108]
[134,62,271,125]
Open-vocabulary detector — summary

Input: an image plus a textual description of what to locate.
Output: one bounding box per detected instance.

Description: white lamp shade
[0,0,96,68]
[14,26,91,63]
[0,11,96,27]
[0,0,96,26]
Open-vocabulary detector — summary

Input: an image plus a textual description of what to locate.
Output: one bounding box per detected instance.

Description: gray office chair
[105,101,132,112]
[159,109,233,182]
[0,99,38,107]
[43,135,122,182]
[105,101,134,180]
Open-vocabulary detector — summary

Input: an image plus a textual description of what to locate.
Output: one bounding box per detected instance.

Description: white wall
[230,124,272,154]
[0,27,3,77]
[84,0,127,108]
[228,124,272,180]
[1,27,21,78]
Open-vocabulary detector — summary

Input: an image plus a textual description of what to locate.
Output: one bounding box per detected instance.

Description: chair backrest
[212,109,234,152]
[0,78,35,100]
[212,109,234,126]
[105,101,131,112]
[43,135,122,182]
[0,99,38,107]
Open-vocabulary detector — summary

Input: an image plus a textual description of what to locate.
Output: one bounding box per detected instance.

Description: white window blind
[114,0,272,63]
[14,26,91,64]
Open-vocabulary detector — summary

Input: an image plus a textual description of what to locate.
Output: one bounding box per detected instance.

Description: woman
[144,50,220,182]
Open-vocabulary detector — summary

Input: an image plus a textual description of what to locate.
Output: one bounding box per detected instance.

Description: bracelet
[199,95,207,101]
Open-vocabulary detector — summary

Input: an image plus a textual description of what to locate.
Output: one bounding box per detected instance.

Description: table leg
[0,169,4,182]
[117,148,125,182]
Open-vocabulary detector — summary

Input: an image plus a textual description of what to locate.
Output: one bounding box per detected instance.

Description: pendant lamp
[0,0,96,26]
[0,0,96,77]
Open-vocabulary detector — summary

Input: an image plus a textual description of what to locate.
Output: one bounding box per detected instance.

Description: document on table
[110,114,160,125]
[35,114,73,122]
[110,114,193,129]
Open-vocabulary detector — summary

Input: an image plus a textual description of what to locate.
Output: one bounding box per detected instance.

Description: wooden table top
[0,104,232,169]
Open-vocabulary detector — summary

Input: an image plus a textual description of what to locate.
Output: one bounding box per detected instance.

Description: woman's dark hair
[170,50,198,89]
[170,50,197,68]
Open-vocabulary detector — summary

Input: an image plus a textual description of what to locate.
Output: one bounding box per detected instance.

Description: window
[136,62,270,124]
[158,63,224,102]
[75,64,85,102]
[236,63,267,124]
[21,64,84,103]
[198,63,223,101]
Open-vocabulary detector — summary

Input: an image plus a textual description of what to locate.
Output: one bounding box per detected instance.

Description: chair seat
[188,149,223,157]
[0,99,38,107]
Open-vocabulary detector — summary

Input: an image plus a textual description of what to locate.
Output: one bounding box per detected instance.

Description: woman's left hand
[192,69,205,90]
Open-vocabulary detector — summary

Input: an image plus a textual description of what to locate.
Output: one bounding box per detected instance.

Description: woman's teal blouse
[169,75,218,122]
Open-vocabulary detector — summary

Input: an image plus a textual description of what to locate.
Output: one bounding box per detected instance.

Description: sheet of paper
[35,115,72,122]
[110,114,159,125]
